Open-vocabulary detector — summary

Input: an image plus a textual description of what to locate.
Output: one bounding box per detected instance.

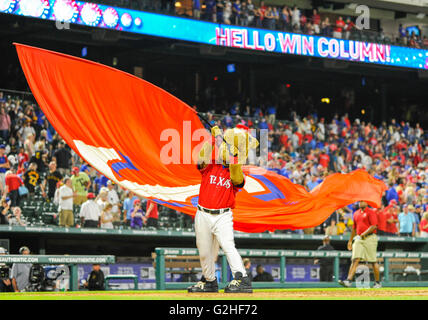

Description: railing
[0,255,115,291]
[154,247,428,290]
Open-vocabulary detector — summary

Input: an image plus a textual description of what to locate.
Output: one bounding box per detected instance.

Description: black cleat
[224,272,253,293]
[187,276,218,293]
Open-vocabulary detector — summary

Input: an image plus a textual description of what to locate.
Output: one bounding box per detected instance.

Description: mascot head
[216,124,259,165]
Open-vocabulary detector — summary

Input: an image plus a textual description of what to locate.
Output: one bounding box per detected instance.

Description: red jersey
[420,219,428,233]
[146,200,158,219]
[198,164,243,209]
[376,208,388,232]
[319,154,330,168]
[335,19,345,33]
[5,174,23,191]
[353,207,378,235]
[386,211,398,234]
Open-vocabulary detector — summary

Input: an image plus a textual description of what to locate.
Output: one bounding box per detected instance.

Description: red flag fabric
[15,43,387,233]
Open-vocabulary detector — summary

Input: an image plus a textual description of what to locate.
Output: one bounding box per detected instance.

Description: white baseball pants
[194,209,247,282]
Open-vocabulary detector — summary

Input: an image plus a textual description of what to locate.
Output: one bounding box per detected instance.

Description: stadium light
[175,1,182,8]
[321,98,330,104]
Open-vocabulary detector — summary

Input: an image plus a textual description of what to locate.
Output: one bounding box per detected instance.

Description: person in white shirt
[58,178,75,228]
[107,181,121,222]
[96,188,109,211]
[79,193,101,228]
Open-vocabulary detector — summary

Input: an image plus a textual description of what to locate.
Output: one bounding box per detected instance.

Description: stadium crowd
[96,0,428,49]
[0,91,426,237]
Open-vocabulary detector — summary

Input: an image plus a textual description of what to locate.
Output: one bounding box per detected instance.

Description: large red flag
[15,43,387,233]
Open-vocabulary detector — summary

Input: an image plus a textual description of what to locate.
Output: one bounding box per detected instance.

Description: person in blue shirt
[123,191,139,227]
[398,205,416,237]
[258,117,269,130]
[193,0,201,19]
[306,175,320,191]
[385,183,399,204]
[93,173,109,193]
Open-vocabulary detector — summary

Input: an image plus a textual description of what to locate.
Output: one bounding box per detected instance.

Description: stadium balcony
[92,0,427,49]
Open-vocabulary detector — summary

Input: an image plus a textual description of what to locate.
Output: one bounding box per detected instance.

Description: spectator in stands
[253,265,274,282]
[0,247,12,292]
[311,8,321,34]
[84,264,105,291]
[71,166,90,205]
[321,17,332,36]
[5,170,23,207]
[145,199,159,228]
[52,141,72,176]
[123,190,138,227]
[193,0,201,19]
[223,0,232,24]
[333,16,345,39]
[11,246,32,292]
[41,161,62,201]
[203,0,216,22]
[409,204,420,235]
[100,203,115,229]
[23,162,40,198]
[398,205,416,237]
[246,0,256,26]
[58,177,75,228]
[232,0,241,25]
[130,199,144,229]
[420,212,428,238]
[290,5,300,32]
[344,17,355,40]
[93,172,109,193]
[243,258,253,281]
[96,188,109,211]
[306,174,320,191]
[315,235,335,282]
[107,181,121,224]
[0,144,10,189]
[0,196,11,225]
[0,106,11,142]
[9,207,26,226]
[385,202,399,236]
[79,192,101,228]
[325,218,338,236]
[336,214,347,235]
[376,204,388,236]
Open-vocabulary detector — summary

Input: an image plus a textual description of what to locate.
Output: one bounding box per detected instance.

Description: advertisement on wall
[1,0,428,70]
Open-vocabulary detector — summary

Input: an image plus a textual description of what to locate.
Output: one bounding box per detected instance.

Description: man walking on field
[339,201,382,288]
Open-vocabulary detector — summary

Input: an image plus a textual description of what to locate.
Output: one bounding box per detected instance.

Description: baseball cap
[87,193,95,199]
[72,166,79,174]
[19,246,30,254]
[133,199,141,206]
[408,204,415,210]
[80,165,90,172]
[0,144,5,149]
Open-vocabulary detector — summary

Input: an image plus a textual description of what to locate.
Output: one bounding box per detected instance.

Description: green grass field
[2,287,428,300]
